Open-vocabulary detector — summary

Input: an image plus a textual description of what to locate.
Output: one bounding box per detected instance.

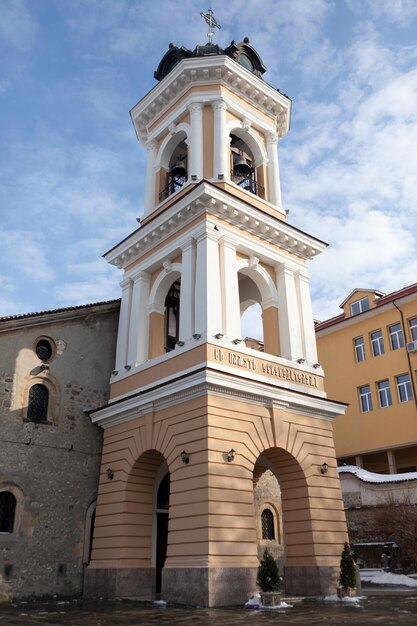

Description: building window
[389,323,404,350]
[0,492,16,533]
[359,385,373,413]
[409,317,417,341]
[377,379,392,408]
[354,336,365,362]
[370,330,385,357]
[261,508,275,540]
[34,338,53,361]
[396,374,413,403]
[27,384,49,423]
[350,297,369,316]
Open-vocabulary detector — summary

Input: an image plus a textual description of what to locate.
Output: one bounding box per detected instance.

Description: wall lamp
[313,363,321,369]
[226,448,236,462]
[193,333,201,340]
[297,358,305,364]
[177,340,185,347]
[233,338,242,345]
[181,450,190,464]
[107,468,114,480]
[320,462,328,474]
[215,333,224,339]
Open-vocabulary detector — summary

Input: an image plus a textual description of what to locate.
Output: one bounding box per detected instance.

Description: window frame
[370,329,385,357]
[354,336,365,362]
[396,373,413,403]
[377,379,392,408]
[409,317,417,342]
[350,297,370,316]
[359,384,373,413]
[27,383,49,423]
[389,322,404,351]
[261,507,275,540]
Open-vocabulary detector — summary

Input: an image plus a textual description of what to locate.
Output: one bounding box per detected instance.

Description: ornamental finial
[200,8,221,44]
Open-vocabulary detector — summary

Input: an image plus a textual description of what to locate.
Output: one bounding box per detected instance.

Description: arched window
[230,133,263,198]
[0,492,16,533]
[261,507,275,540]
[164,280,181,352]
[160,139,188,202]
[27,384,49,423]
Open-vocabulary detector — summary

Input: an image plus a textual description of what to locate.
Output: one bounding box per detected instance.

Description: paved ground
[1,591,417,626]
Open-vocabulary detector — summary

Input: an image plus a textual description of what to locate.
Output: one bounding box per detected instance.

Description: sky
[1,0,417,328]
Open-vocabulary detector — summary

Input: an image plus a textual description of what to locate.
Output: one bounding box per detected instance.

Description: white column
[179,239,195,343]
[387,450,397,474]
[187,102,204,180]
[266,131,282,209]
[115,277,133,371]
[220,235,241,341]
[276,264,303,360]
[144,139,158,215]
[194,226,222,337]
[295,269,319,364]
[127,270,150,367]
[212,99,228,180]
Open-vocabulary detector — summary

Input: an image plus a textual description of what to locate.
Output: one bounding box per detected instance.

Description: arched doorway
[155,472,170,593]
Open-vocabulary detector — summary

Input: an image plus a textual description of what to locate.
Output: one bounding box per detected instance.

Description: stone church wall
[0,302,119,600]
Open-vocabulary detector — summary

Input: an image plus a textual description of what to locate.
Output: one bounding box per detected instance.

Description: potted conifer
[337,542,357,598]
[257,548,282,606]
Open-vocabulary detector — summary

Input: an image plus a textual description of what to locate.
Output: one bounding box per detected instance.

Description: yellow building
[316,284,417,474]
[84,27,348,606]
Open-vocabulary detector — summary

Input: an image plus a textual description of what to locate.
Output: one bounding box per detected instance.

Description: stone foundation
[284,565,339,597]
[84,567,154,599]
[162,567,258,607]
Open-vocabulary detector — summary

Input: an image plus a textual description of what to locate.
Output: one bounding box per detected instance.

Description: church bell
[233,154,252,176]
[171,160,187,179]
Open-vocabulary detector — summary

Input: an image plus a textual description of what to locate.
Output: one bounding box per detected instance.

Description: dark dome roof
[154,38,267,82]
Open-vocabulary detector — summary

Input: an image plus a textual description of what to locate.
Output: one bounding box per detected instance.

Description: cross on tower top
[200,8,221,44]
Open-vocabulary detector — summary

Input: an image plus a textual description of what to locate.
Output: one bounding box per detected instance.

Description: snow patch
[361,571,417,587]
[338,465,417,484]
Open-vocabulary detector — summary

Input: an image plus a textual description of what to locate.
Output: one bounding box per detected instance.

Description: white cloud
[0,229,55,283]
[0,0,37,52]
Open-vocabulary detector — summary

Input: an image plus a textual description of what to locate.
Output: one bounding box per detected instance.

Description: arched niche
[148,264,182,358]
[237,260,279,355]
[227,123,268,200]
[156,128,189,202]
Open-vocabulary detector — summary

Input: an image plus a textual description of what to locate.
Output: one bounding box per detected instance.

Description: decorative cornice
[104,182,327,270]
[91,368,346,429]
[130,56,291,143]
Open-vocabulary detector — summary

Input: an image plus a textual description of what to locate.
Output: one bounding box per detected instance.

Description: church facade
[83,36,349,606]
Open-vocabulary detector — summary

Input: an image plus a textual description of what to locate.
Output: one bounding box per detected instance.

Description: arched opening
[253,448,318,592]
[164,279,181,352]
[0,491,16,533]
[230,133,264,199]
[159,136,188,202]
[27,384,49,423]
[155,472,170,593]
[239,274,264,350]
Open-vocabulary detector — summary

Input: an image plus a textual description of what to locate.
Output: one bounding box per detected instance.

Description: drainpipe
[392,300,417,409]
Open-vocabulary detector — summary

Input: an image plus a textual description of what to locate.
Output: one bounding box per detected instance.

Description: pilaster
[219,235,241,341]
[179,239,196,343]
[296,268,319,364]
[144,139,158,215]
[276,264,303,360]
[115,277,133,371]
[266,131,282,209]
[194,225,222,337]
[212,100,228,180]
[187,102,204,180]
[127,270,150,366]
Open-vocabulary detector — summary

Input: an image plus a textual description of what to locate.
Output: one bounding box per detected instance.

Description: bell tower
[85,19,348,607]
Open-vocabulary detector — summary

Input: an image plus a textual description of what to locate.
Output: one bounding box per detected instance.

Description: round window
[35,338,53,362]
